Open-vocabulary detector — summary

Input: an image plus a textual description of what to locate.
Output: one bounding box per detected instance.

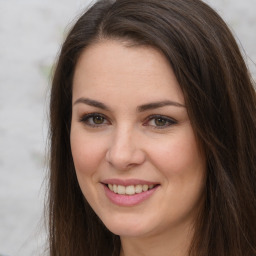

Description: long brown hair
[48,0,256,255]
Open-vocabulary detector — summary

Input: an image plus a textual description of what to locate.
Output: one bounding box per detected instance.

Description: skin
[70,40,206,256]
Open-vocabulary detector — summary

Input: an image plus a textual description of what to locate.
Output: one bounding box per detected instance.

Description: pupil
[93,116,104,124]
[155,118,166,126]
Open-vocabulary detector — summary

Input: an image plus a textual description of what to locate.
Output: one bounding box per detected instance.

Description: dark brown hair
[48,0,256,255]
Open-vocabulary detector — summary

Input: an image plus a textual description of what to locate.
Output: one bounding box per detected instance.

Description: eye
[144,115,177,129]
[79,113,109,127]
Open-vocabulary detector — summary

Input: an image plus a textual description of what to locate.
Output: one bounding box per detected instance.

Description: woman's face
[70,40,206,239]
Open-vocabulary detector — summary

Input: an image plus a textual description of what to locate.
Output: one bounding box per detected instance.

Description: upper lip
[101,178,159,186]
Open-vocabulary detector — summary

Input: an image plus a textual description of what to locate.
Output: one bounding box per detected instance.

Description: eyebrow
[137,100,185,112]
[73,97,185,111]
[73,98,110,110]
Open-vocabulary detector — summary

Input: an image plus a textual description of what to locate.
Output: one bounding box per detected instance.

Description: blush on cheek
[71,137,107,181]
[150,143,182,167]
[72,151,96,175]
[150,136,202,177]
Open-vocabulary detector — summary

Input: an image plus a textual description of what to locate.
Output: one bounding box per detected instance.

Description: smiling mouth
[106,184,158,195]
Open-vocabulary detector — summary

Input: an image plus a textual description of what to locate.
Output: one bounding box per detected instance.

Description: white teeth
[142,184,148,192]
[117,185,126,194]
[135,184,143,193]
[107,184,155,195]
[126,185,135,195]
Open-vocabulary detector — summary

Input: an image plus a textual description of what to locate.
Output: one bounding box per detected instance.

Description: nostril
[105,146,146,170]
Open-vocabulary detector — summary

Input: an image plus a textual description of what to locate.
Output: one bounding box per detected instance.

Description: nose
[105,127,146,171]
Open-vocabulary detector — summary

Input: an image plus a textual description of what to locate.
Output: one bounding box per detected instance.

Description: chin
[102,215,153,237]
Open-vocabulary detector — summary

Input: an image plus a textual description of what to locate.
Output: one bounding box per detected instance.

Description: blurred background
[0,0,255,255]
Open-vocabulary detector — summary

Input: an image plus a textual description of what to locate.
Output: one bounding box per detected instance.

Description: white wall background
[0,0,255,255]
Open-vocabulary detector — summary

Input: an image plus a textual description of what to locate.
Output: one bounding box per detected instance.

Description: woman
[48,0,256,255]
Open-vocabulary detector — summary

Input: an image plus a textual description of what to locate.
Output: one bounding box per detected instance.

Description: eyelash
[79,113,177,129]
[143,114,177,129]
[79,113,109,127]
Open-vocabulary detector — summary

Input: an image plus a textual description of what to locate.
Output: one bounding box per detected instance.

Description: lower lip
[103,185,158,206]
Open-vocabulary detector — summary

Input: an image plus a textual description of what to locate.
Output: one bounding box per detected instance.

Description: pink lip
[102,178,158,186]
[102,181,159,207]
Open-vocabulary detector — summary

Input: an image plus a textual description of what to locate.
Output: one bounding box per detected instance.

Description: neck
[119,222,194,256]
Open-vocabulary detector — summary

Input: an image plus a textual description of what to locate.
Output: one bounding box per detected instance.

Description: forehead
[72,40,184,105]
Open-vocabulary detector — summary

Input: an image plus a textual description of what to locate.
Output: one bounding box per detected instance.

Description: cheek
[70,128,108,207]
[148,126,205,183]
[148,130,206,224]
[70,128,106,178]
[152,143,200,172]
